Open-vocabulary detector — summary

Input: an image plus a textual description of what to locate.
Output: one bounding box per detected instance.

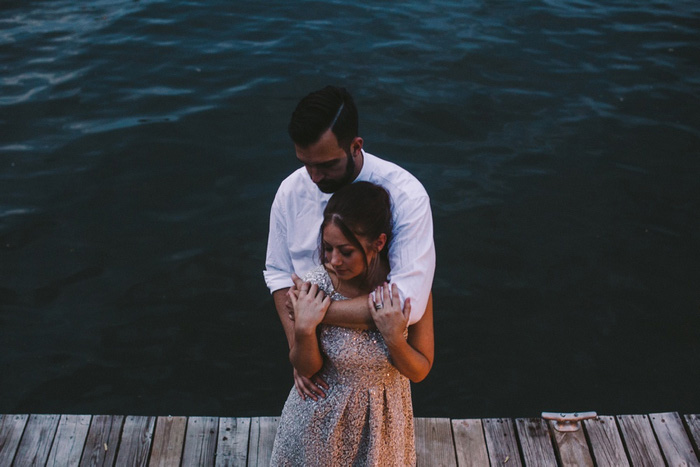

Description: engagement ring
[374,303,383,310]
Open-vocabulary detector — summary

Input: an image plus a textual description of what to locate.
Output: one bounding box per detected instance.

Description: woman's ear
[374,233,387,252]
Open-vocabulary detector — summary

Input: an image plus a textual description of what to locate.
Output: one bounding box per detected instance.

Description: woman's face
[322,223,372,281]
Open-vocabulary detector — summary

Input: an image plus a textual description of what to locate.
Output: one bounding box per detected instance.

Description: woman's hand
[290,281,331,333]
[370,287,434,383]
[369,283,410,343]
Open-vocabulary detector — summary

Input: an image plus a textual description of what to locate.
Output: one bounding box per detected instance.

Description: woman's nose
[330,251,342,266]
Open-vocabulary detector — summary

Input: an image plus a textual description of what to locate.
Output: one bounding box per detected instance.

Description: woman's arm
[370,285,434,382]
[288,283,331,378]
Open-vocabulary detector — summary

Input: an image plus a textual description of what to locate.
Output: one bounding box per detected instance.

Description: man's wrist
[325,296,373,322]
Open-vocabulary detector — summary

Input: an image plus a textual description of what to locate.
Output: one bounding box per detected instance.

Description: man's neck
[351,149,365,182]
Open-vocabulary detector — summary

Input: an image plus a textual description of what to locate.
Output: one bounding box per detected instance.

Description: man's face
[295,129,357,193]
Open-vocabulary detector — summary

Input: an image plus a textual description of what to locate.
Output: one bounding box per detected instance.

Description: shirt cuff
[263,270,295,294]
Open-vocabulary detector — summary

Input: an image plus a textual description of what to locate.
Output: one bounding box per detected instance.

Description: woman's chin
[336,270,359,281]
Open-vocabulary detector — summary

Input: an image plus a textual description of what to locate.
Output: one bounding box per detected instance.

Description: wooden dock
[1,412,699,466]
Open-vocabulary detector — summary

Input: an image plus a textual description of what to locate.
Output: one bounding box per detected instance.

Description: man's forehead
[296,152,344,166]
[295,141,346,165]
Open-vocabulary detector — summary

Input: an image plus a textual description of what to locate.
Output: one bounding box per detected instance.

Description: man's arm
[386,193,435,324]
[265,188,329,399]
[325,296,375,329]
[272,288,294,348]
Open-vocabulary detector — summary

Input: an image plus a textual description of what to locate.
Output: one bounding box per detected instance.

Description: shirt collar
[356,149,373,182]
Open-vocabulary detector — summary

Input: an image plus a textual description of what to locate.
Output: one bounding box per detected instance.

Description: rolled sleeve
[264,191,294,294]
[387,194,435,325]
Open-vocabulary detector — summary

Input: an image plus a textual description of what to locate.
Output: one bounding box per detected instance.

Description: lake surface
[1,0,698,418]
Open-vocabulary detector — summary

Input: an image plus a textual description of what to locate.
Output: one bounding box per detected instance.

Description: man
[264,85,435,399]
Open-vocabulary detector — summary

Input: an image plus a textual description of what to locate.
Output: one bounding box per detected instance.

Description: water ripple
[2,0,699,418]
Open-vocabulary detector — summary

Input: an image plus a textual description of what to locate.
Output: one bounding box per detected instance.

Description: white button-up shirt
[264,151,435,324]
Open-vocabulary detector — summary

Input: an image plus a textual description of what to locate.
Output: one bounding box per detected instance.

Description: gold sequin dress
[270,265,416,466]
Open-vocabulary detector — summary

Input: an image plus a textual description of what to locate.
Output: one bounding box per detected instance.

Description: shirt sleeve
[263,190,295,293]
[387,193,436,325]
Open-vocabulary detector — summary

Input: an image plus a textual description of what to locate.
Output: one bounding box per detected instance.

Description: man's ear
[351,137,364,157]
[374,233,387,253]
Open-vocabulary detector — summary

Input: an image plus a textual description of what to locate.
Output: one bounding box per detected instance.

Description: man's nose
[308,166,324,183]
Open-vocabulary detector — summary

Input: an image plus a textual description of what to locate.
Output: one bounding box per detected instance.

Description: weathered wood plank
[515,418,557,466]
[650,412,700,466]
[215,417,251,467]
[182,416,218,466]
[114,415,155,467]
[451,419,488,467]
[5,412,700,466]
[685,414,700,456]
[483,418,522,466]
[617,414,665,466]
[0,414,29,466]
[583,415,630,467]
[149,416,187,466]
[247,416,279,467]
[46,414,91,467]
[13,414,60,466]
[79,415,123,467]
[548,420,594,467]
[415,417,457,467]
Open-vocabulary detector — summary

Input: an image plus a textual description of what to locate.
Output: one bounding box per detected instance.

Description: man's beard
[316,152,356,193]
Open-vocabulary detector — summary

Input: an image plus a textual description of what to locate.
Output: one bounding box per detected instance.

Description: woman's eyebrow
[324,241,353,248]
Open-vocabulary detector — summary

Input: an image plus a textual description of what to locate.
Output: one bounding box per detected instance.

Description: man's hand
[293,368,329,401]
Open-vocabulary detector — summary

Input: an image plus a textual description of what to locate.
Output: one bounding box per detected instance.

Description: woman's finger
[298,280,311,295]
[291,273,304,290]
[372,286,384,311]
[321,294,331,312]
[310,283,324,302]
[368,294,377,316]
[392,283,401,308]
[382,282,392,307]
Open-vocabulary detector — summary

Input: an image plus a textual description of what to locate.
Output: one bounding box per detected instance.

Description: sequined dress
[270,266,416,466]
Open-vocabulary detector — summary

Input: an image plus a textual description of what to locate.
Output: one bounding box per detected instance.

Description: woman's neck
[324,260,389,298]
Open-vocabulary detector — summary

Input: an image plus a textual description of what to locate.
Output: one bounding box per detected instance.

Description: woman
[270,181,434,466]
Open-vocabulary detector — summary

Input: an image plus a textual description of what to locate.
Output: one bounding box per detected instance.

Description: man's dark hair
[288,86,359,149]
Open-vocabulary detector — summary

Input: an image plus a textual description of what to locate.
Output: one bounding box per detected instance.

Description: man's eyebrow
[316,159,341,167]
[301,158,342,167]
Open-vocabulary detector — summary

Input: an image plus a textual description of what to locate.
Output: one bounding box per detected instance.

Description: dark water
[1,0,699,418]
